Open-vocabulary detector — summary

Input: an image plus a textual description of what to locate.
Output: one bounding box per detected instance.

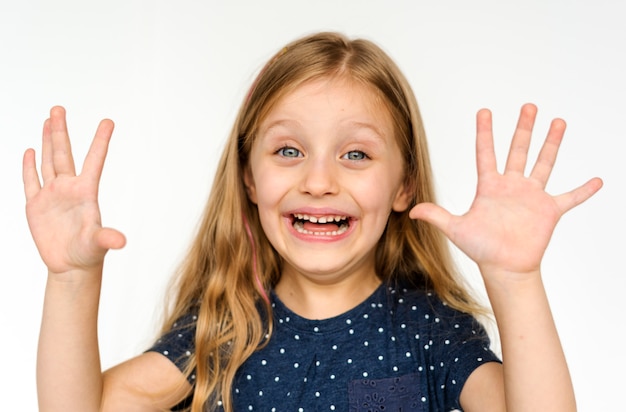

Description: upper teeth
[293,213,347,223]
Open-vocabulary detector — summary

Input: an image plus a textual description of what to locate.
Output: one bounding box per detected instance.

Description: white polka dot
[363,372,368,377]
[294,363,299,368]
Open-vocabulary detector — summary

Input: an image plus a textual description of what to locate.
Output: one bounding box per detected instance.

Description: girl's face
[245,77,411,286]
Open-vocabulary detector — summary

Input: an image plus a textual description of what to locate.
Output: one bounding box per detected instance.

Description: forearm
[37,268,104,411]
[484,271,576,412]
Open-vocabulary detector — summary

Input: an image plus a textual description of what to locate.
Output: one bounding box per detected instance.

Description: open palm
[23,106,125,275]
[410,104,602,277]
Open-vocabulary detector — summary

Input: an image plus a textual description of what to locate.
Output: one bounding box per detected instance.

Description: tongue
[303,221,340,232]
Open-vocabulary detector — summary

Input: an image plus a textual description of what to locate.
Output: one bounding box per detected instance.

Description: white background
[1,1,624,410]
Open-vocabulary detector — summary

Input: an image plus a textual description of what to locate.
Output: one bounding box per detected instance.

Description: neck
[274,270,381,320]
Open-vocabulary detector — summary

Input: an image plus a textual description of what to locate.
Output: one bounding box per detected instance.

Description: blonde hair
[160,31,483,411]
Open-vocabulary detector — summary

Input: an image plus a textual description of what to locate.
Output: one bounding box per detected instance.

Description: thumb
[95,227,127,251]
[409,202,452,233]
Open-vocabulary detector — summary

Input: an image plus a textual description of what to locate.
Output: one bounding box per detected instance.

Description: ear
[391,182,412,212]
[243,165,258,204]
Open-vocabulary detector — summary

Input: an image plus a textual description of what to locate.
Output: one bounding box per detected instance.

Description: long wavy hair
[159,31,483,411]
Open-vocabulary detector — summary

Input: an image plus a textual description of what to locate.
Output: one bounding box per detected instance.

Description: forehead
[258,76,395,135]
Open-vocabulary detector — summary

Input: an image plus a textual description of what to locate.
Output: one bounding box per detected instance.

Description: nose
[299,154,339,197]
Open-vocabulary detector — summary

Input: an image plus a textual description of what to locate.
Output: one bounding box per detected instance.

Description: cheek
[353,170,405,212]
[251,170,288,210]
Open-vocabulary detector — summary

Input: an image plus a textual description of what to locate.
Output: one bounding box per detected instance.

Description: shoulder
[386,283,494,350]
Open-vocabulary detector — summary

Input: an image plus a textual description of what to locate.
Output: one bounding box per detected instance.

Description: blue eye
[343,150,368,161]
[277,146,302,158]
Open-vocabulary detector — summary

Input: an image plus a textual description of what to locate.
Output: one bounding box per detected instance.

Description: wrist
[47,265,104,286]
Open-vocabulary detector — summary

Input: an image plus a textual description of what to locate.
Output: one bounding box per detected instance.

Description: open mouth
[291,213,351,236]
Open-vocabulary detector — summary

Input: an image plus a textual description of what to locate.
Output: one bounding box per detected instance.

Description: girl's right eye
[277,146,302,158]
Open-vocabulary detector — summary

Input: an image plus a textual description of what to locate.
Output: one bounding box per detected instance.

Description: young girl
[24,32,602,411]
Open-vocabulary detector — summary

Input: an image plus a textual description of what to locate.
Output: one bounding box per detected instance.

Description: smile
[291,213,350,236]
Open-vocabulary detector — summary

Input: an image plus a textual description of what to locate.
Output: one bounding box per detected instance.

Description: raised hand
[23,106,125,275]
[410,103,602,279]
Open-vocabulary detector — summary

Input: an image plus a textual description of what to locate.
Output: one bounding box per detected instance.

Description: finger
[554,177,603,214]
[409,202,453,236]
[504,103,537,175]
[41,118,56,182]
[81,118,115,185]
[475,108,498,178]
[95,227,127,251]
[23,148,42,200]
[528,118,565,187]
[49,106,77,176]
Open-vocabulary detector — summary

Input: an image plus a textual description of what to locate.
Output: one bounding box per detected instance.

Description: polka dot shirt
[149,283,500,411]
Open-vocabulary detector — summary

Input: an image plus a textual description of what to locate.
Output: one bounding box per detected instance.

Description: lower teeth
[293,221,349,236]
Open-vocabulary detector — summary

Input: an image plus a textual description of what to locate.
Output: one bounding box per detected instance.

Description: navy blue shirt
[150,283,500,411]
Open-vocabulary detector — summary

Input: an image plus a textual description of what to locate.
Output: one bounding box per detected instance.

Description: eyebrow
[261,118,388,142]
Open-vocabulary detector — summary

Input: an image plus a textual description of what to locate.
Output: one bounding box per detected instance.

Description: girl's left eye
[342,150,368,161]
